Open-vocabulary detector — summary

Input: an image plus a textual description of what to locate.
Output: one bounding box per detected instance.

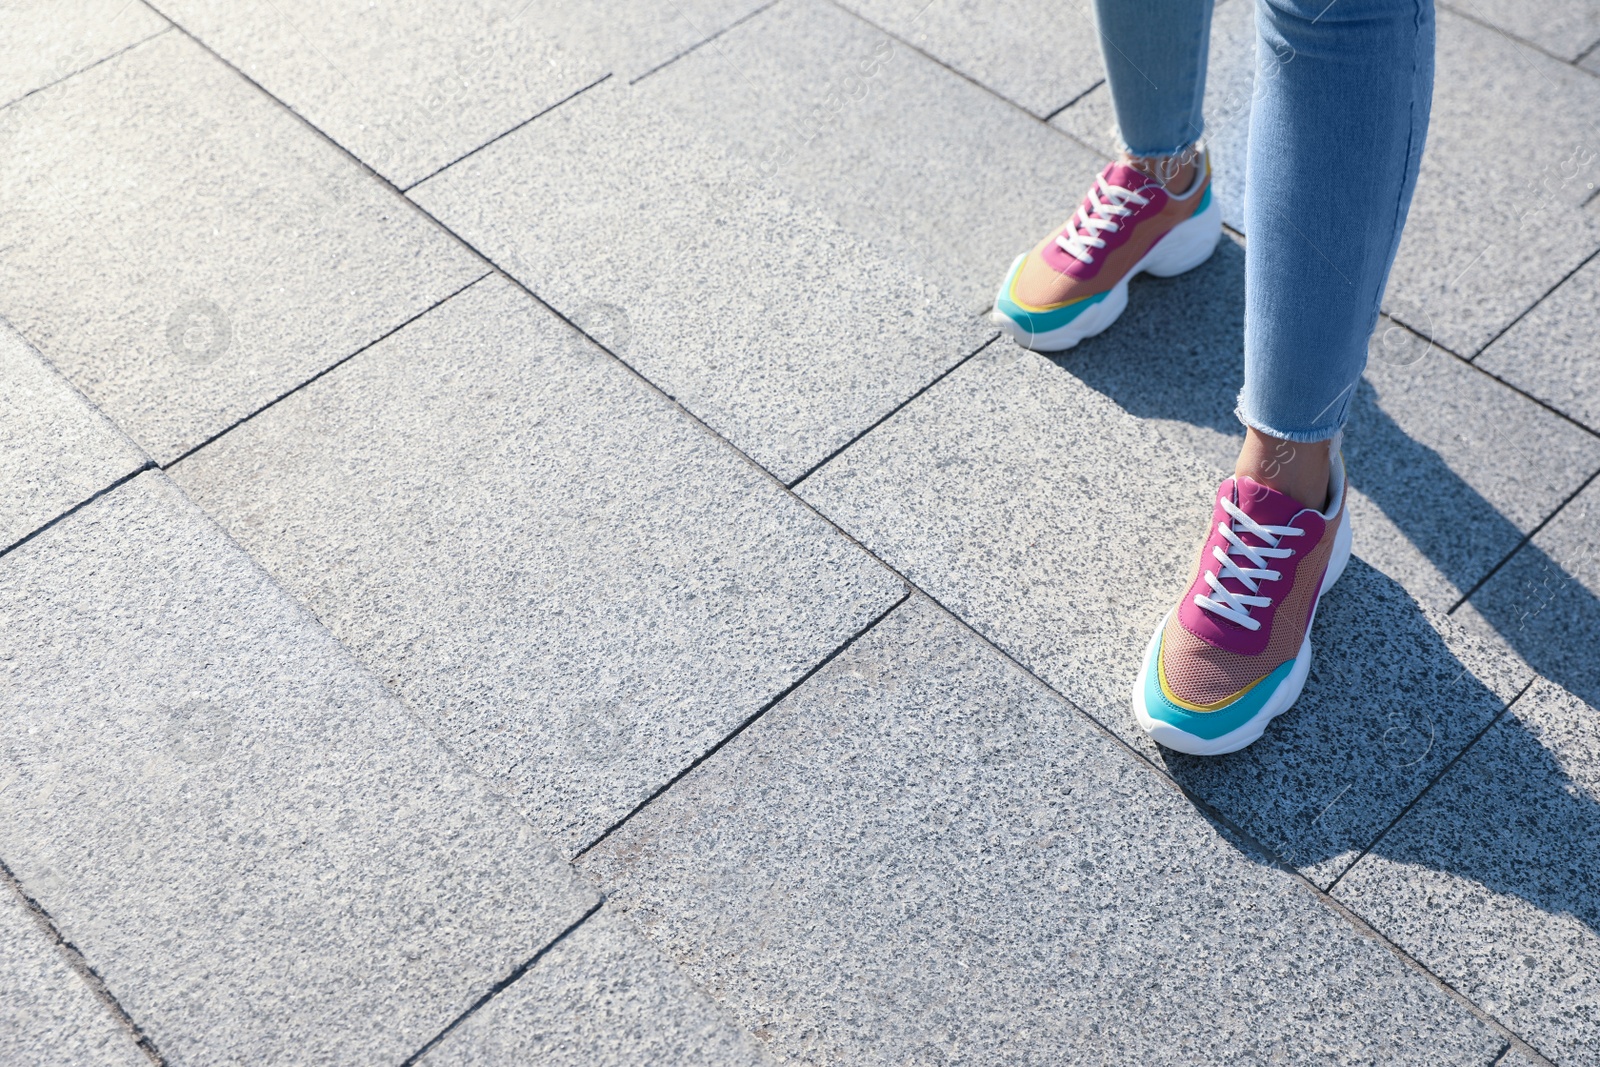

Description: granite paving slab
[621,0,1107,312]
[0,0,167,107]
[1357,9,1600,358]
[152,0,767,189]
[1344,326,1600,610]
[1496,1050,1548,1067]
[1459,478,1600,712]
[1054,6,1600,359]
[0,889,145,1067]
[0,471,596,1066]
[0,319,147,551]
[1442,0,1600,62]
[0,31,482,464]
[835,0,1103,118]
[171,275,904,852]
[582,595,1503,1065]
[1334,679,1600,1065]
[1476,252,1600,435]
[423,906,774,1066]
[1052,0,1254,229]
[1044,224,1600,612]
[409,81,991,483]
[799,345,1529,886]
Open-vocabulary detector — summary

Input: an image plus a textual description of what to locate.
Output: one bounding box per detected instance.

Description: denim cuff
[1233,403,1348,445]
[1116,137,1205,162]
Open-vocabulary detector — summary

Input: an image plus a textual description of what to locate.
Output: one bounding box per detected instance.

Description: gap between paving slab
[151,7,997,502]
[0,868,158,1066]
[145,0,772,188]
[144,0,1039,512]
[799,344,1533,887]
[407,74,995,483]
[0,0,170,108]
[580,593,1525,1064]
[401,899,606,1067]
[1440,0,1600,65]
[1457,474,1600,712]
[0,28,485,465]
[607,0,1114,313]
[409,902,777,1067]
[1333,677,1600,1065]
[0,320,151,551]
[170,274,909,853]
[0,470,600,1065]
[37,10,1587,1062]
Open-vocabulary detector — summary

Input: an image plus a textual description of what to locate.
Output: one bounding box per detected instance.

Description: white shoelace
[1055,175,1151,265]
[1193,497,1305,631]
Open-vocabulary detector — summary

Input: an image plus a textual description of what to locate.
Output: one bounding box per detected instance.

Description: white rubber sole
[991,193,1222,353]
[1132,505,1353,756]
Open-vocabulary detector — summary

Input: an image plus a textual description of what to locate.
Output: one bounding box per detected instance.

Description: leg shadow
[1038,235,1600,953]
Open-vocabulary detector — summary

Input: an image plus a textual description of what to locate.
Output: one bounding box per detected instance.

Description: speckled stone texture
[1343,331,1600,610]
[1384,10,1600,357]
[1334,680,1600,1065]
[835,0,1103,118]
[799,346,1529,886]
[171,276,904,851]
[619,0,1107,311]
[1446,0,1600,60]
[0,320,146,550]
[0,471,596,1066]
[0,0,166,106]
[153,0,767,188]
[582,595,1501,1065]
[1043,225,1600,611]
[1459,478,1600,712]
[0,890,145,1067]
[1052,0,1254,229]
[409,81,992,483]
[423,906,775,1066]
[1477,253,1600,435]
[0,31,482,464]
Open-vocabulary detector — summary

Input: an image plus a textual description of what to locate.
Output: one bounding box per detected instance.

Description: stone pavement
[1,1,1598,1063]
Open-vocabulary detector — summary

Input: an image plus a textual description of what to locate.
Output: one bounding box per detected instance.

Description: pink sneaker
[990,153,1220,352]
[1133,454,1352,755]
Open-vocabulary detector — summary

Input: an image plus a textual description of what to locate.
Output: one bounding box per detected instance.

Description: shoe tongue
[1231,476,1306,529]
[1063,162,1160,246]
[1101,161,1164,196]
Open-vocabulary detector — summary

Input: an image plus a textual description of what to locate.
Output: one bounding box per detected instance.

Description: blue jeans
[1092,0,1435,443]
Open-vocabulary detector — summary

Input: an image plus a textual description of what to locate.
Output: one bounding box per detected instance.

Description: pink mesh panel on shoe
[1161,495,1342,707]
[1012,162,1207,307]
[1038,162,1169,280]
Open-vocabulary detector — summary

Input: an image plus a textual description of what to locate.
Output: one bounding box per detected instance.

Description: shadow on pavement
[1041,236,1600,937]
[1049,237,1600,710]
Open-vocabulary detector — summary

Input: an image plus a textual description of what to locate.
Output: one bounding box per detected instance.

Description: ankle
[1235,429,1333,511]
[1124,146,1199,195]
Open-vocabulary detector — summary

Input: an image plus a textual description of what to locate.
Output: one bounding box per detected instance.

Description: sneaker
[1133,453,1352,756]
[991,153,1221,352]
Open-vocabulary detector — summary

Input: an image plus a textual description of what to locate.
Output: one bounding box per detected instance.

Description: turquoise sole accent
[995,185,1209,336]
[993,263,1109,334]
[1141,636,1297,741]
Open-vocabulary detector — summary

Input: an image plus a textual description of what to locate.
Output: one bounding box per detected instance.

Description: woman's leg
[1092,0,1215,185]
[990,3,1219,351]
[1133,0,1436,757]
[1236,0,1436,506]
